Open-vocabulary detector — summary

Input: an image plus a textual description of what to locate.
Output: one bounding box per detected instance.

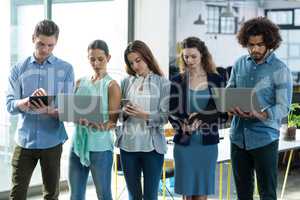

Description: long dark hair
[180,36,217,74]
[237,16,282,50]
[88,39,109,56]
[124,40,163,76]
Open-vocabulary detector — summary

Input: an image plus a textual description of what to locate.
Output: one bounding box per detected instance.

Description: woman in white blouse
[115,40,170,200]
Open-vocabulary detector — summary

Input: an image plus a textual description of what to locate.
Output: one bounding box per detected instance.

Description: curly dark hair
[237,16,282,50]
[180,36,216,74]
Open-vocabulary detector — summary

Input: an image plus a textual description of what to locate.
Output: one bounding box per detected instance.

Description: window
[207,6,219,33]
[295,9,300,26]
[266,9,300,72]
[265,9,300,29]
[0,0,129,196]
[277,30,300,72]
[0,1,13,194]
[267,10,293,25]
[0,1,44,194]
[207,5,238,34]
[52,0,128,83]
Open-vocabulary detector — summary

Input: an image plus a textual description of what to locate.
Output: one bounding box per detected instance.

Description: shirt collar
[29,54,55,64]
[246,51,275,65]
[136,71,153,79]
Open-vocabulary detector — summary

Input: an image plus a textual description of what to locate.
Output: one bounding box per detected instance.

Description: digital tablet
[211,88,263,112]
[29,96,54,106]
[57,94,103,123]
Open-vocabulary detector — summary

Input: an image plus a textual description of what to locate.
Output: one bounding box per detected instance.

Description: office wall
[174,0,266,67]
[134,0,170,76]
[264,0,300,9]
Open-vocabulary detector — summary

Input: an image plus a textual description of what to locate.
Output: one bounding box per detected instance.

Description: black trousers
[231,141,278,200]
[10,144,62,200]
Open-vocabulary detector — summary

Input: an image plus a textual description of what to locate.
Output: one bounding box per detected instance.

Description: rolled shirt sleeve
[265,66,292,121]
[6,64,23,114]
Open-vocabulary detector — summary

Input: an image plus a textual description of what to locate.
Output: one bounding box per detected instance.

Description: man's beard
[250,53,264,62]
[249,49,271,63]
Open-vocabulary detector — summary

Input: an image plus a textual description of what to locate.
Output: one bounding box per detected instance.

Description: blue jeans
[68,150,113,200]
[120,149,164,200]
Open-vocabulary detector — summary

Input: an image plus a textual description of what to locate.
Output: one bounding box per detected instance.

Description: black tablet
[29,96,53,106]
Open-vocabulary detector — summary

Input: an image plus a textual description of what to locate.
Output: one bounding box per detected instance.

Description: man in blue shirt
[227,17,292,200]
[6,20,74,200]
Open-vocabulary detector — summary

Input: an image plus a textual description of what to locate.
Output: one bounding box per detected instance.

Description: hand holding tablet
[29,96,51,106]
[212,87,268,119]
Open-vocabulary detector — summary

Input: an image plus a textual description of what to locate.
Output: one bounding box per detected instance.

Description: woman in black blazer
[169,37,227,200]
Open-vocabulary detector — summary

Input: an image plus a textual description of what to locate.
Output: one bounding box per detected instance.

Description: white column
[134,0,170,77]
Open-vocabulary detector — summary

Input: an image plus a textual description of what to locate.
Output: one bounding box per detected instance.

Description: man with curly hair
[227,17,292,200]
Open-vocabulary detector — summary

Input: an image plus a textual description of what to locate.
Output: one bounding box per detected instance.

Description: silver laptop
[211,88,262,112]
[58,94,103,123]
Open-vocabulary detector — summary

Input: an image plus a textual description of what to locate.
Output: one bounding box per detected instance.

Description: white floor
[27,165,300,200]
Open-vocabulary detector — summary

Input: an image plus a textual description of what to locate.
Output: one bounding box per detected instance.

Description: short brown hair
[124,40,163,76]
[237,16,282,50]
[33,19,59,39]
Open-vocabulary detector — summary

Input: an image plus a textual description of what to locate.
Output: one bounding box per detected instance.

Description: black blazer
[169,72,228,145]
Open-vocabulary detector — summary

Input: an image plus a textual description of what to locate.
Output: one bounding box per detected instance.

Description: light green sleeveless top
[73,74,114,166]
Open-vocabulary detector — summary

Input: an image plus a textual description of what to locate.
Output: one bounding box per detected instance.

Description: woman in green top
[68,40,121,200]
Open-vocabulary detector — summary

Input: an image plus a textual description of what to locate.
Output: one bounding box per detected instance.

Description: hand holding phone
[29,96,49,106]
[121,99,131,107]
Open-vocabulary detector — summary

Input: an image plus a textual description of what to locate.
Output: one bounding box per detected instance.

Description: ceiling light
[220,0,236,18]
[194,14,205,25]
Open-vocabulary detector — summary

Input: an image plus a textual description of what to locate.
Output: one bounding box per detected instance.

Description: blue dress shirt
[227,53,293,150]
[6,54,74,149]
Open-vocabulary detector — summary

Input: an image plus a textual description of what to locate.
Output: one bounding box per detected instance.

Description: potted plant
[285,103,300,141]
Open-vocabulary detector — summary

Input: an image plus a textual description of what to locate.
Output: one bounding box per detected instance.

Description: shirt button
[250,77,254,81]
[253,67,256,70]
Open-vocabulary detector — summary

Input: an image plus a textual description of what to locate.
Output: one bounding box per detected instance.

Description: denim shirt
[6,54,75,149]
[227,53,292,150]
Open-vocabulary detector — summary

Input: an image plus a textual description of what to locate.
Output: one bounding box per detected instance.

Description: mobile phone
[121,99,130,106]
[29,96,50,106]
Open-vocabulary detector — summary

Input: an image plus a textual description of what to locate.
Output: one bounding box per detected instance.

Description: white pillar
[134,0,170,77]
